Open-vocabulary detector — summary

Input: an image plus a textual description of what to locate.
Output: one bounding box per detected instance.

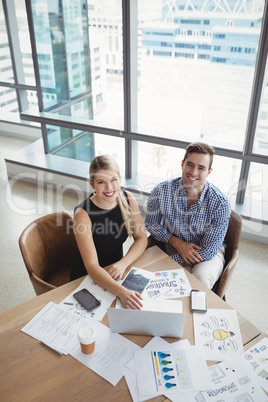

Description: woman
[70,154,147,309]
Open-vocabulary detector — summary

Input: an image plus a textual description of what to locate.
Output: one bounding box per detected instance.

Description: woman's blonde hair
[89,155,133,237]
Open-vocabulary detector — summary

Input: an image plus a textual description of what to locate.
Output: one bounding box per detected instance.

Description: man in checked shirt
[145,142,231,289]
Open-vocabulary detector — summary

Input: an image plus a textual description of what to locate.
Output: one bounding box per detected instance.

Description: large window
[1,0,268,223]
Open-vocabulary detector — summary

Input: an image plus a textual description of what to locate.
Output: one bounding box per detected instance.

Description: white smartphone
[190,290,207,313]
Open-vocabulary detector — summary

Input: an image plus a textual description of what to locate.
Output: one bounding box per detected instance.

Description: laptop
[107,307,186,338]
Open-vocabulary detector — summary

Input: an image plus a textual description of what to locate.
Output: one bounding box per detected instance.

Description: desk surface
[0,246,262,402]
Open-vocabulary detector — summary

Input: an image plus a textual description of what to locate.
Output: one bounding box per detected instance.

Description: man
[145,142,231,289]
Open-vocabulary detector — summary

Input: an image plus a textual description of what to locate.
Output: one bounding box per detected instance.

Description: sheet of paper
[124,336,191,402]
[121,267,153,293]
[135,344,211,397]
[193,308,244,361]
[115,298,183,313]
[240,337,268,393]
[168,355,268,402]
[68,318,141,386]
[21,301,89,354]
[60,275,116,321]
[143,269,192,299]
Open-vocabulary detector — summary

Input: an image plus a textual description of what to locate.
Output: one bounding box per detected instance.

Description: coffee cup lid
[77,327,96,344]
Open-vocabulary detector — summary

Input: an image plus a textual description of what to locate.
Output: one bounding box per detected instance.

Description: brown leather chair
[19,212,78,295]
[146,209,242,300]
[212,209,242,300]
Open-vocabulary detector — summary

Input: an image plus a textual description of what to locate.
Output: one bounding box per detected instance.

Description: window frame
[1,0,268,223]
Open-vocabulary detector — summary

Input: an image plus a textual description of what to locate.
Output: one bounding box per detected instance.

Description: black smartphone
[73,288,101,312]
[190,290,207,313]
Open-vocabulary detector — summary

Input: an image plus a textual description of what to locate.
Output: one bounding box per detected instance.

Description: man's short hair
[183,142,215,169]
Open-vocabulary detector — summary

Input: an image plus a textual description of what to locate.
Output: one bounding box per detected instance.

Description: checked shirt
[145,177,231,266]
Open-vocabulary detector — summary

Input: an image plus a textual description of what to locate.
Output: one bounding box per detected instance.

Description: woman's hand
[118,288,143,310]
[107,260,127,281]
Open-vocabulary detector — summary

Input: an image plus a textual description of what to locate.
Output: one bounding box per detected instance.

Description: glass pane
[0,87,18,114]
[135,141,240,202]
[30,0,123,129]
[14,0,36,87]
[26,90,39,112]
[245,163,268,202]
[0,2,14,84]
[253,57,268,156]
[49,126,125,168]
[88,0,123,126]
[136,0,265,151]
[243,162,268,221]
[30,0,92,110]
[135,141,185,192]
[208,155,241,205]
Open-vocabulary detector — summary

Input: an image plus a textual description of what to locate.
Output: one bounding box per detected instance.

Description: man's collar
[178,177,208,202]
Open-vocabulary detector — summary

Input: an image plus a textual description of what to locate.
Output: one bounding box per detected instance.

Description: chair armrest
[30,272,56,296]
[217,249,239,299]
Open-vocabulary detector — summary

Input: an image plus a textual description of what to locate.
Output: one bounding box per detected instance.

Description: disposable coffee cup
[77,327,96,355]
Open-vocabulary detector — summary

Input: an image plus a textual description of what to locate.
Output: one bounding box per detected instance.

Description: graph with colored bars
[147,290,161,298]
[152,350,192,392]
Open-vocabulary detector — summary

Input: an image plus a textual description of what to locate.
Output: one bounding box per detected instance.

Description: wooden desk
[0,247,262,402]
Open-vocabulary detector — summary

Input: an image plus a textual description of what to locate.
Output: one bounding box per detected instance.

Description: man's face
[181,152,212,191]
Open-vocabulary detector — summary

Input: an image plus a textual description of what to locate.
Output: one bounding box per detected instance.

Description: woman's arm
[107,190,147,280]
[73,207,143,309]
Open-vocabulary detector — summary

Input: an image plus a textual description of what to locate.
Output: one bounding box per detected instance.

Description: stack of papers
[124,336,268,402]
[21,301,140,386]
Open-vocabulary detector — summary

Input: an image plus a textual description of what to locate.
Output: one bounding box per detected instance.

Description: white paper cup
[77,327,96,354]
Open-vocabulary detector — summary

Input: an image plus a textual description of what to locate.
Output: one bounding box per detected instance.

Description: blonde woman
[70,155,147,309]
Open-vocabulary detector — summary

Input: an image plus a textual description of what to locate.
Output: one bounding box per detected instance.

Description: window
[1,0,268,224]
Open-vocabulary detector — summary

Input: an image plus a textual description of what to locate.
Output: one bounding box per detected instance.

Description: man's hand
[168,236,202,265]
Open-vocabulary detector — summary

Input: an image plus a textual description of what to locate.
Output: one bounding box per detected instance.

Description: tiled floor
[0,134,268,336]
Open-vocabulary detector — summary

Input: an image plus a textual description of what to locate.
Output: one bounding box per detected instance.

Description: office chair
[146,209,242,300]
[19,211,78,296]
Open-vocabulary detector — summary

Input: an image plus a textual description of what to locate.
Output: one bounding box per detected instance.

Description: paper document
[135,345,211,397]
[60,275,116,321]
[240,336,268,393]
[21,301,89,354]
[143,269,192,299]
[193,308,244,361]
[124,336,191,402]
[168,355,268,402]
[68,318,141,386]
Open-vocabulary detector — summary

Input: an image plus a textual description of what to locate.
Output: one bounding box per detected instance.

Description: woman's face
[90,170,121,202]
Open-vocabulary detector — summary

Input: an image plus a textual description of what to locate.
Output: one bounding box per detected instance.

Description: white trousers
[183,247,225,289]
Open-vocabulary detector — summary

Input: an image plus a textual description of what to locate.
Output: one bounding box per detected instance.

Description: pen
[41,341,63,356]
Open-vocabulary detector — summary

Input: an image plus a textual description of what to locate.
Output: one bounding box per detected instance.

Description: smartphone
[190,290,207,313]
[73,289,101,312]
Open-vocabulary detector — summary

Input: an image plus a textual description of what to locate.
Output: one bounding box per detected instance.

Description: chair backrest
[214,209,242,298]
[19,212,78,293]
[223,209,242,266]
